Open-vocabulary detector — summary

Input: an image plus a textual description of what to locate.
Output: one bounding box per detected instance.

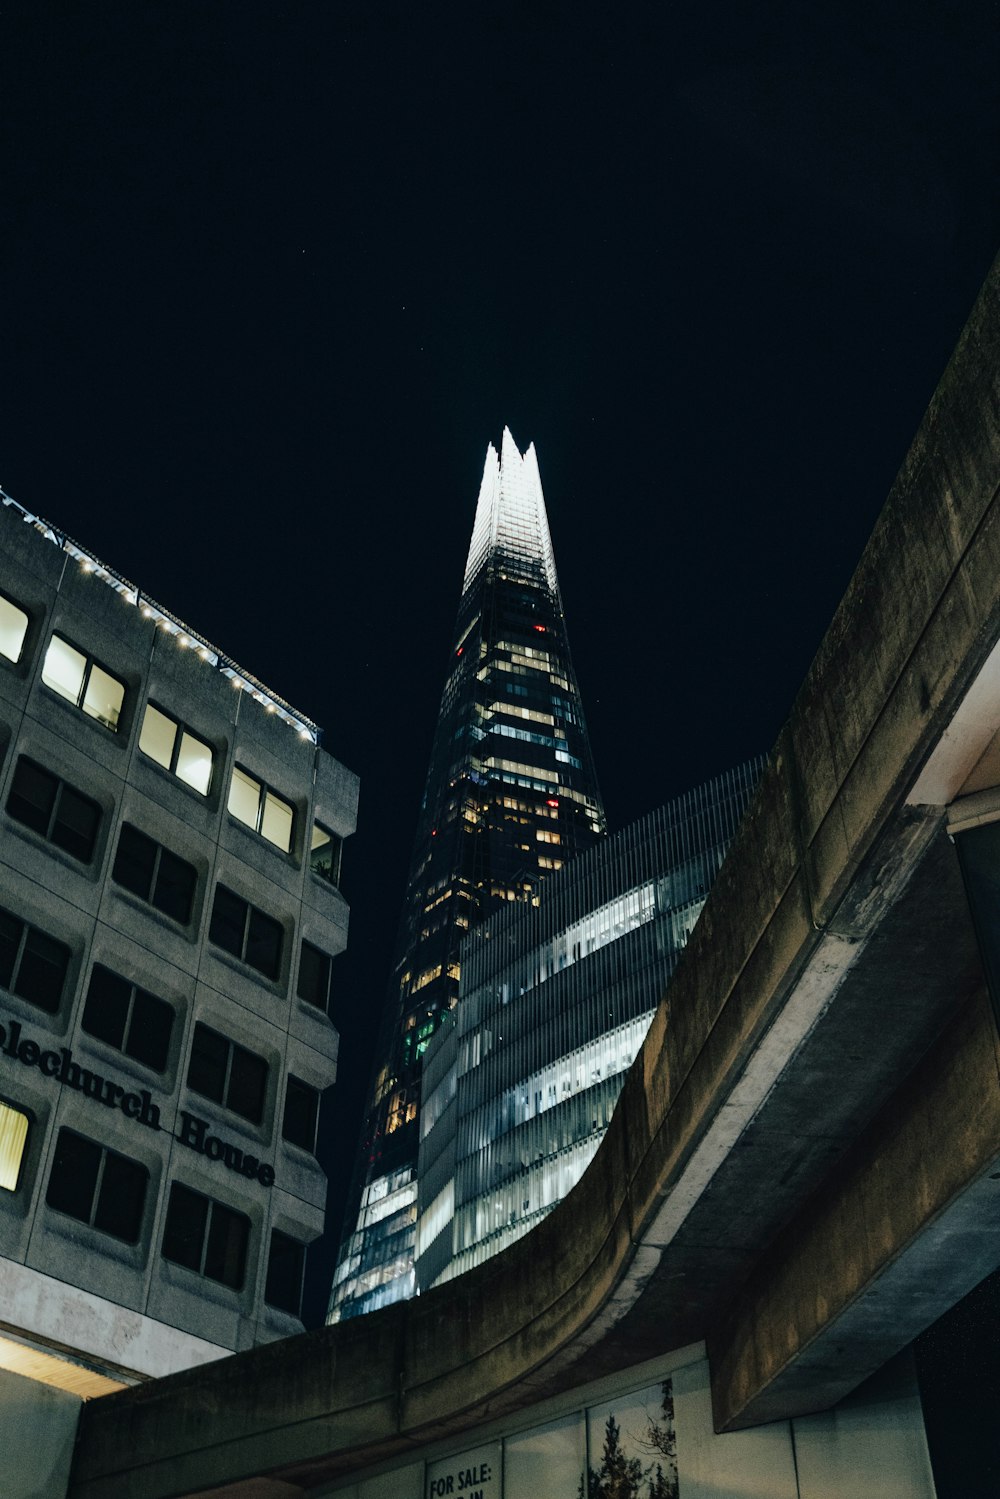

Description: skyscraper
[329,429,606,1321]
[415,762,764,1291]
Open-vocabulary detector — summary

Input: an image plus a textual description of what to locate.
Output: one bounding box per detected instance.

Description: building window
[310,823,342,886]
[227,767,294,853]
[209,885,283,981]
[112,824,197,925]
[139,704,214,796]
[82,965,174,1073]
[0,592,29,666]
[7,757,101,863]
[297,941,334,1014]
[265,1229,306,1317]
[282,1076,319,1153]
[0,907,70,1015]
[0,1099,29,1191]
[162,1182,249,1290]
[46,1129,148,1243]
[187,1022,268,1125]
[41,633,125,732]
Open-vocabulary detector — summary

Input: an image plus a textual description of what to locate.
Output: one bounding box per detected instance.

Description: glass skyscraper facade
[328,429,606,1322]
[414,761,764,1290]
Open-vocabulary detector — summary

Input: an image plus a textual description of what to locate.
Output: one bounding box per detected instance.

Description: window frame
[0,1097,30,1192]
[296,940,334,1015]
[309,823,343,887]
[45,1127,148,1244]
[138,702,215,797]
[81,963,174,1074]
[186,1021,269,1125]
[0,589,29,667]
[264,1228,306,1318]
[0,905,71,1015]
[282,1075,320,1154]
[112,823,197,926]
[6,756,102,864]
[40,632,126,733]
[161,1181,250,1290]
[227,766,295,854]
[208,884,284,982]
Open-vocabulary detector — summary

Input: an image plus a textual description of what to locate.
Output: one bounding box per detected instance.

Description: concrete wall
[323,1347,934,1499]
[0,1365,80,1499]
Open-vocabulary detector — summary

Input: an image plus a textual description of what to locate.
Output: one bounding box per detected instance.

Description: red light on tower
[545,798,559,808]
[532,624,546,633]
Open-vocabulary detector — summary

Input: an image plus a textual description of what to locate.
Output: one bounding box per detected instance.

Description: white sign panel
[426,1441,501,1499]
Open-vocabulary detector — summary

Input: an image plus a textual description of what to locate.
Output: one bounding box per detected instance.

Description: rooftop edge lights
[0,489,321,744]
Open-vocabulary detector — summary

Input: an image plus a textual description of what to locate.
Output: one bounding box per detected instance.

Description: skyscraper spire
[328,430,606,1322]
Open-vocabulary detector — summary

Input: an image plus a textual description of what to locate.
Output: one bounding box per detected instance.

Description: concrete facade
[0,497,358,1386]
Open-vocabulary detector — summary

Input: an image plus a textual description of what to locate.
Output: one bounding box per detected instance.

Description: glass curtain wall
[329,430,607,1322]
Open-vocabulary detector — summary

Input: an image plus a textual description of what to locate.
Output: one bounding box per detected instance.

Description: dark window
[46,1129,147,1243]
[309,824,342,887]
[209,885,282,981]
[265,1229,306,1317]
[0,906,70,1014]
[112,824,196,925]
[282,1076,319,1153]
[82,965,174,1073]
[187,1022,268,1124]
[162,1182,249,1289]
[297,941,334,1014]
[7,757,101,863]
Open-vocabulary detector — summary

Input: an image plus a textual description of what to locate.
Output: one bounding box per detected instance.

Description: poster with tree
[582,1380,678,1499]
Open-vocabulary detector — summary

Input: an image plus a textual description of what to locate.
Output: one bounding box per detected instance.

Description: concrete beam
[709,980,1000,1430]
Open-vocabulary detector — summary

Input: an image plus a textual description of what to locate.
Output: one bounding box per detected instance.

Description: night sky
[3,3,999,1328]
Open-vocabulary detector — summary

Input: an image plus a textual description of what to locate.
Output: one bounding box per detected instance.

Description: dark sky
[3,2,999,1325]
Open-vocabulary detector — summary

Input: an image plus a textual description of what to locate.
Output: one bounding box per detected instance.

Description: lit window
[187,1022,268,1124]
[161,1182,249,1289]
[0,1100,29,1191]
[297,941,334,1014]
[139,704,214,796]
[46,1129,148,1243]
[209,884,283,981]
[282,1076,319,1153]
[113,824,197,925]
[41,634,125,731]
[228,768,294,853]
[82,965,174,1073]
[6,757,101,863]
[0,592,28,665]
[309,823,342,887]
[265,1229,306,1317]
[0,906,70,1015]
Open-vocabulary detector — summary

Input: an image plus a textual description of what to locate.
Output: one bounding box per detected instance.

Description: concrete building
[416,761,764,1291]
[0,494,358,1393]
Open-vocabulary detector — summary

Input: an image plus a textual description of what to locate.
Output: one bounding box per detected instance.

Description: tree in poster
[578,1381,679,1499]
[643,1382,679,1499]
[581,1412,646,1498]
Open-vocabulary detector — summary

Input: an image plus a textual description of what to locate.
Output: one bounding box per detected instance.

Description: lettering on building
[0,1017,275,1187]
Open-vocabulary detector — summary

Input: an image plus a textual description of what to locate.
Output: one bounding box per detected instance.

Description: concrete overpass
[68,254,1000,1497]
